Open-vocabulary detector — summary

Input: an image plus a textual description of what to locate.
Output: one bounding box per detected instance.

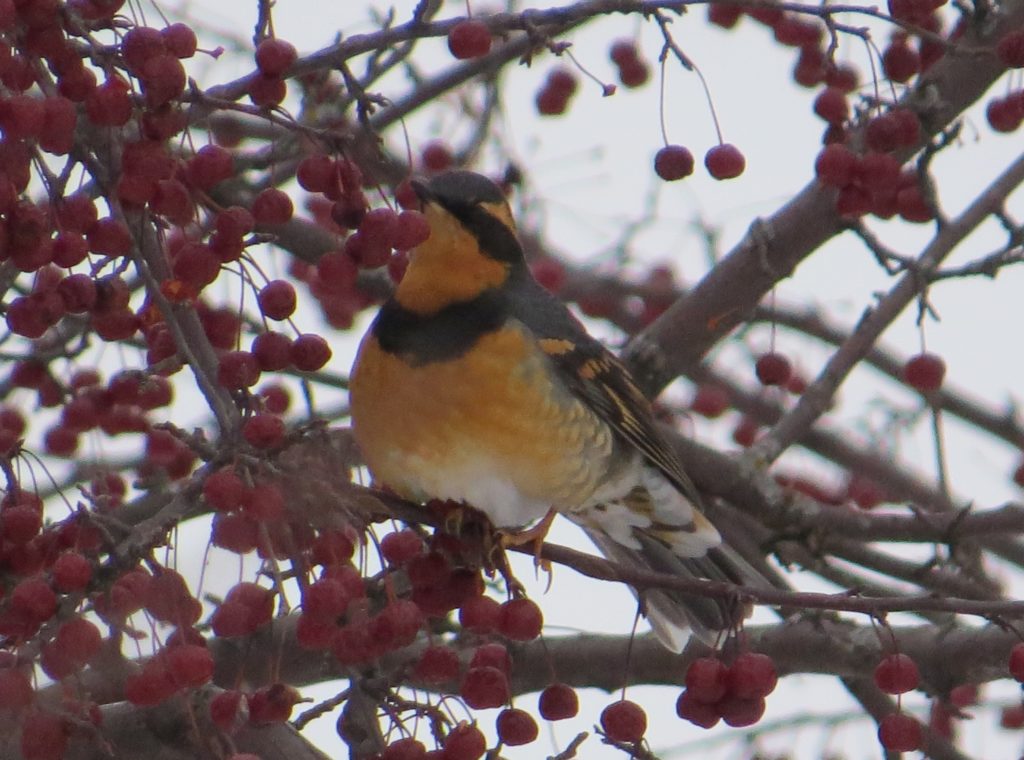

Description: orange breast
[349,322,614,527]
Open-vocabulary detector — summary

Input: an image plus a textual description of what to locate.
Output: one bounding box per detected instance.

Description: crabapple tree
[0,0,1022,759]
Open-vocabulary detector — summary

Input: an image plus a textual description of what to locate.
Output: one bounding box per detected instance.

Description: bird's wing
[505,277,702,509]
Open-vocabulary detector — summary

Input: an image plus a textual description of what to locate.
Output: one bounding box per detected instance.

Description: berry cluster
[676,653,778,729]
[608,39,649,88]
[535,67,578,116]
[251,37,297,106]
[873,652,924,751]
[291,154,430,330]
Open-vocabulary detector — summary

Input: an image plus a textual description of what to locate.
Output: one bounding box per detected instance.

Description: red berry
[949,683,979,708]
[203,467,246,511]
[859,151,901,189]
[496,708,538,746]
[814,144,857,188]
[380,528,424,565]
[461,666,508,708]
[718,695,766,727]
[414,645,460,684]
[1010,642,1024,681]
[212,513,259,555]
[294,614,333,647]
[55,617,102,666]
[538,683,578,720]
[459,595,501,634]
[654,144,694,181]
[242,413,285,448]
[469,643,511,674]
[535,85,568,116]
[443,723,486,760]
[52,551,92,591]
[866,112,903,153]
[88,217,133,256]
[813,87,849,125]
[252,188,293,224]
[186,145,233,190]
[617,58,649,88]
[705,143,746,179]
[1,504,41,544]
[708,4,742,28]
[20,710,68,760]
[290,333,332,371]
[878,712,923,752]
[257,280,296,321]
[297,154,338,193]
[874,653,920,694]
[754,352,792,386]
[987,94,1024,133]
[393,210,431,250]
[735,408,780,454]
[498,597,543,641]
[252,331,293,371]
[161,23,197,58]
[144,569,201,626]
[11,577,57,623]
[1002,704,1024,729]
[255,38,297,77]
[890,106,922,146]
[86,76,132,126]
[1013,459,1024,489]
[997,30,1024,68]
[217,350,261,389]
[903,352,945,392]
[209,690,246,732]
[882,38,920,82]
[727,652,778,699]
[826,63,860,92]
[609,39,638,65]
[38,96,75,156]
[121,26,165,74]
[835,184,872,217]
[675,689,720,728]
[359,206,399,248]
[248,683,301,724]
[243,482,285,522]
[0,667,32,710]
[600,700,647,743]
[421,141,453,173]
[381,738,427,760]
[259,384,291,415]
[217,206,255,240]
[547,68,578,97]
[301,577,349,621]
[691,383,729,417]
[370,599,425,649]
[684,657,729,703]
[248,74,286,107]
[164,644,214,688]
[448,19,492,60]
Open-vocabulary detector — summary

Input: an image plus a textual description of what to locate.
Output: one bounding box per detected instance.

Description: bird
[348,169,765,651]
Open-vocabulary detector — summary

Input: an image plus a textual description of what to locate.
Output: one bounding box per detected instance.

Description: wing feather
[505,275,702,509]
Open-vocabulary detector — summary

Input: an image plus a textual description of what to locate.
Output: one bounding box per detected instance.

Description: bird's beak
[409,178,433,205]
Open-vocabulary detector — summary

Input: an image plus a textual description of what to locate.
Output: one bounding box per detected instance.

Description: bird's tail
[584,527,771,652]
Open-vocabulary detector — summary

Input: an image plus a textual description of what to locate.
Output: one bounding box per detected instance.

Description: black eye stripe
[443,202,522,265]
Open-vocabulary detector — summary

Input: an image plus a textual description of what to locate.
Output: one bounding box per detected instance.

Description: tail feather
[583,527,770,652]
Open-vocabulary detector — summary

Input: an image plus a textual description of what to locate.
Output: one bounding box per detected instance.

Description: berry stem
[653,10,724,144]
[658,53,670,147]
[562,48,616,96]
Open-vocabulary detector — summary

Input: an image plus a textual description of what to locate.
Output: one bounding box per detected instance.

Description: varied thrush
[349,170,761,650]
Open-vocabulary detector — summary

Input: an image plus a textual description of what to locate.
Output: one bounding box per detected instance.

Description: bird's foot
[498,508,556,574]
